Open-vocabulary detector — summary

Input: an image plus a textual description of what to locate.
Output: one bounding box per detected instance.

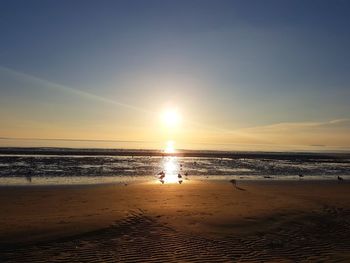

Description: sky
[0,0,350,151]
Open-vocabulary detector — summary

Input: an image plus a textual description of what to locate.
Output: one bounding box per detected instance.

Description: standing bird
[158,171,165,179]
[25,170,32,183]
[230,179,237,187]
[25,174,32,183]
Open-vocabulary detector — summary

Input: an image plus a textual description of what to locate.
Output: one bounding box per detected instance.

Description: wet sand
[0,180,350,262]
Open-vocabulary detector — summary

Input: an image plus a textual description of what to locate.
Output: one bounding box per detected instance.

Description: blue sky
[0,0,349,150]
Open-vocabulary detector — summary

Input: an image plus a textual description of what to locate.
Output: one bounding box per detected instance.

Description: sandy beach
[0,179,349,262]
[2,0,350,261]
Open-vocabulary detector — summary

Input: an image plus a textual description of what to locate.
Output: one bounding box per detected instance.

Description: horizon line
[1,136,350,150]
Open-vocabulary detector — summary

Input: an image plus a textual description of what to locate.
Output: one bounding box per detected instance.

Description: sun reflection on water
[164,140,175,154]
[159,157,183,184]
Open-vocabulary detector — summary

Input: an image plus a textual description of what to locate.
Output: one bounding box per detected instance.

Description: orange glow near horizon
[162,107,181,155]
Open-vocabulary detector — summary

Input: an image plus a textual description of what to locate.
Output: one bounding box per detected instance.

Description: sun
[162,108,181,127]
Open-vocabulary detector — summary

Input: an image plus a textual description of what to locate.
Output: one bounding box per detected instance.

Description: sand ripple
[1,206,350,262]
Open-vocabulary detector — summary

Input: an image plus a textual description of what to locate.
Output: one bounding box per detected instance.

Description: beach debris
[338,176,344,181]
[263,175,272,179]
[298,174,304,178]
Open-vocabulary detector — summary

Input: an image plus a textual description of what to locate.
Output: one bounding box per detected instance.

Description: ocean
[0,148,349,185]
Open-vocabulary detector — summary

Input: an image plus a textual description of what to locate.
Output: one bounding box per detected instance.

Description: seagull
[230,179,237,187]
[158,171,165,180]
[25,174,32,183]
[25,171,32,183]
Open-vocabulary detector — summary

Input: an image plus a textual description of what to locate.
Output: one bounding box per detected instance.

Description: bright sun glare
[165,140,175,153]
[162,108,181,127]
[161,108,181,154]
[163,157,180,183]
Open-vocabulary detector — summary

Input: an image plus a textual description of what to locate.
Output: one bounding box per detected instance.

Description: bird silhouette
[158,171,165,180]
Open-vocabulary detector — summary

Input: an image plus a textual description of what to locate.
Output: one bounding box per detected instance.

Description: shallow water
[1,152,350,185]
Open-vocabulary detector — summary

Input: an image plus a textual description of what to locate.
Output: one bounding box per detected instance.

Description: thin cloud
[241,119,350,133]
[0,66,154,115]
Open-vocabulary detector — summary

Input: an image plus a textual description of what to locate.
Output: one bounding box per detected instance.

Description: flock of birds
[262,173,345,181]
[156,161,345,184]
[23,161,346,184]
[157,164,189,184]
[298,174,344,181]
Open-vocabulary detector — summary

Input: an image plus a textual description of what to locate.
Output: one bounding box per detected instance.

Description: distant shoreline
[1,147,350,159]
